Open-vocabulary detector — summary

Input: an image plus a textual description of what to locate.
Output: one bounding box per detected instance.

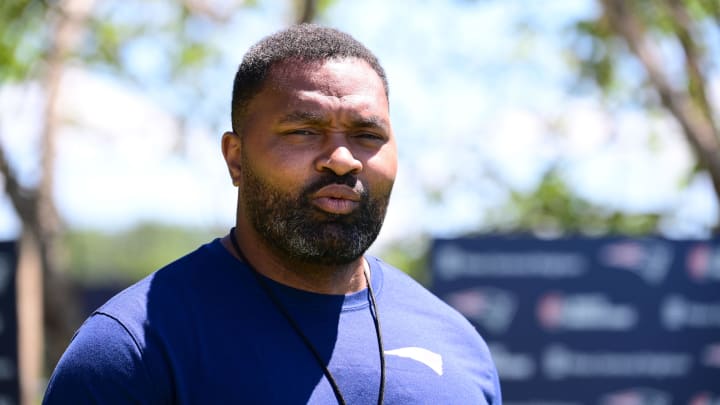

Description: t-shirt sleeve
[42,313,163,405]
[489,360,503,404]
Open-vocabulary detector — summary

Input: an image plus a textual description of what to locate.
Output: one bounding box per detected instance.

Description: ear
[221,131,242,187]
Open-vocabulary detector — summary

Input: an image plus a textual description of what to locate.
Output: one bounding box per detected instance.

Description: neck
[222,226,368,295]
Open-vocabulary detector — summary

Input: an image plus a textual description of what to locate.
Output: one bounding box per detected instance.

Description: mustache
[304,173,365,196]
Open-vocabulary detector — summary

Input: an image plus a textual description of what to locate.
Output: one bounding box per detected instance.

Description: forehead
[257,57,389,113]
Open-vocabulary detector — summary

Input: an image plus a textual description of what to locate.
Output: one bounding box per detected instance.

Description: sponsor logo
[433,243,588,281]
[661,295,720,331]
[444,287,517,334]
[686,243,720,282]
[598,387,672,405]
[487,343,536,381]
[542,345,692,380]
[384,347,443,376]
[537,292,637,331]
[599,239,673,285]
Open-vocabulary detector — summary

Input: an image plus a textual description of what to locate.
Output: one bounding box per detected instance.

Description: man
[43,24,502,404]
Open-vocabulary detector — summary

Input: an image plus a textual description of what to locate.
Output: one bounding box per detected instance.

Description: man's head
[223,25,396,266]
[231,24,389,134]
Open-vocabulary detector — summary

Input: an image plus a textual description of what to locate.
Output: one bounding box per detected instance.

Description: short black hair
[230,24,389,133]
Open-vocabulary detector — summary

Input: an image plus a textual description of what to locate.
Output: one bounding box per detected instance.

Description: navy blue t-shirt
[44,239,501,404]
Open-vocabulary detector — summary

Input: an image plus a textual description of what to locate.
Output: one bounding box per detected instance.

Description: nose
[315,143,363,176]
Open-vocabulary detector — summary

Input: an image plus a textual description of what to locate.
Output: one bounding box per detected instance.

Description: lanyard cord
[228,228,385,405]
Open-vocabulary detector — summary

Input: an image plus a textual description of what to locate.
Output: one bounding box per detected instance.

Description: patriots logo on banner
[444,287,517,334]
[598,239,673,285]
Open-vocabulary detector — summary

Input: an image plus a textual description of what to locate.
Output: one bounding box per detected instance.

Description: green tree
[0,1,276,401]
[63,223,224,283]
[486,167,662,236]
[572,0,720,228]
[1,1,326,399]
[2,1,96,400]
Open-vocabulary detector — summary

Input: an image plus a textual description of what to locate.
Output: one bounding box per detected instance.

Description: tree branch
[699,0,720,35]
[297,0,318,24]
[667,0,717,134]
[0,143,38,227]
[181,0,243,23]
[601,0,720,204]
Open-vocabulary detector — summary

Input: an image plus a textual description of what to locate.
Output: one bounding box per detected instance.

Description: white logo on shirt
[385,347,443,376]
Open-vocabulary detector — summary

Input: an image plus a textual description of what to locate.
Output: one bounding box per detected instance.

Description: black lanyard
[228,228,386,405]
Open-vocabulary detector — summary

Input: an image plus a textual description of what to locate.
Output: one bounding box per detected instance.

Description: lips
[311,184,362,214]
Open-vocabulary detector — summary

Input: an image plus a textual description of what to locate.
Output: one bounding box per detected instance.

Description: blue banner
[430,236,720,404]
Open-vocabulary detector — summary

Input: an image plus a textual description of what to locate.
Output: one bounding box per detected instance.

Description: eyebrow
[277,111,329,126]
[348,116,389,132]
[278,111,389,132]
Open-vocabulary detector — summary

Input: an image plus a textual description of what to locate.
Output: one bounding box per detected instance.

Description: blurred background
[1,0,719,403]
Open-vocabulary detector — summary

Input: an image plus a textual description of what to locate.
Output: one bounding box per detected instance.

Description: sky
[0,0,718,250]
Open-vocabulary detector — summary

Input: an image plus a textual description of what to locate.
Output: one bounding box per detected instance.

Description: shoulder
[43,313,164,403]
[97,238,226,320]
[44,239,232,403]
[370,256,467,320]
[369,256,487,344]
[368,256,503,404]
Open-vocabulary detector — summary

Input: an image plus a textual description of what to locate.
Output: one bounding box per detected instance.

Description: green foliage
[64,222,436,288]
[0,0,50,81]
[316,0,337,15]
[378,238,431,286]
[571,0,720,222]
[572,18,619,92]
[487,168,661,237]
[571,0,718,98]
[1,0,234,89]
[62,223,224,284]
[82,17,147,70]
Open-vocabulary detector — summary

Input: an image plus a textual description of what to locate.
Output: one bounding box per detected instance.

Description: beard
[240,158,392,266]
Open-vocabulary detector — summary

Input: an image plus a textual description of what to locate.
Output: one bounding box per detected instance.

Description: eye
[354,131,386,143]
[287,129,318,136]
[359,132,380,139]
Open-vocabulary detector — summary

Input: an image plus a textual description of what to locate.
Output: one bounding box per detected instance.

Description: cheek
[370,143,398,177]
[246,143,312,185]
[365,149,398,189]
